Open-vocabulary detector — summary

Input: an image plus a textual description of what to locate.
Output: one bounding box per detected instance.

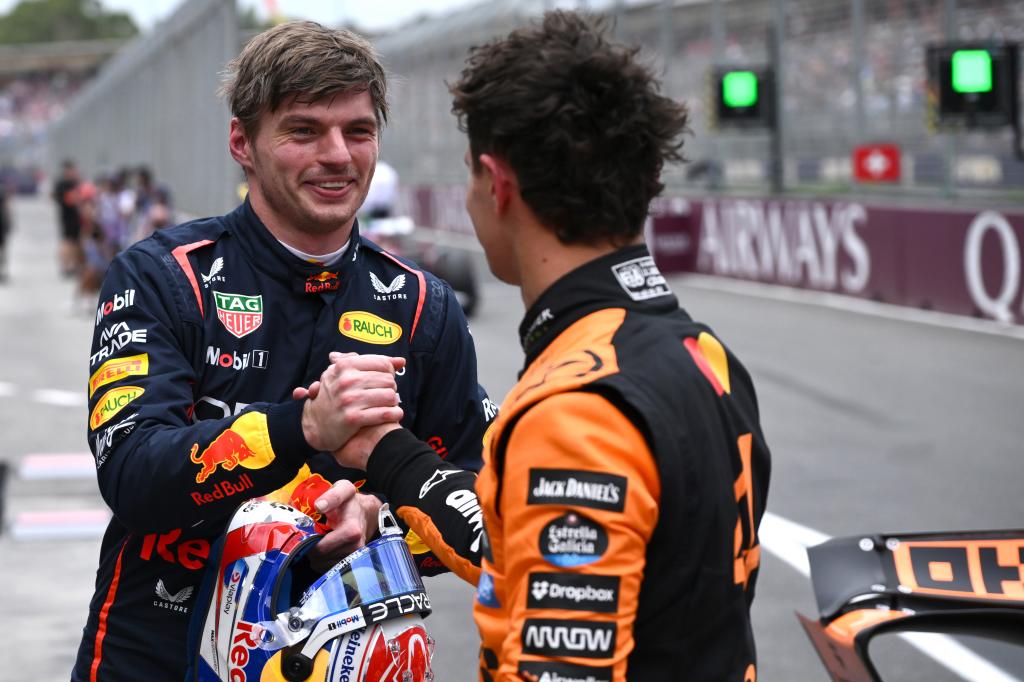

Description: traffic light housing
[713,67,775,129]
[927,43,1019,127]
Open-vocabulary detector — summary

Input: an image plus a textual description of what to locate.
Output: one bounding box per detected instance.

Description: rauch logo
[90,385,144,430]
[338,311,402,345]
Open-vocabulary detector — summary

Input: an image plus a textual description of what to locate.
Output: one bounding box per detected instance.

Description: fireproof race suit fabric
[363,245,771,681]
[72,198,491,682]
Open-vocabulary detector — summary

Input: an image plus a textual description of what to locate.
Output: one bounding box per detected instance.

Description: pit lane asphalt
[1,195,1021,681]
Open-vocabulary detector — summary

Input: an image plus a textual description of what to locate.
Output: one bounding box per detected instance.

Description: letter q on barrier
[963,211,1021,324]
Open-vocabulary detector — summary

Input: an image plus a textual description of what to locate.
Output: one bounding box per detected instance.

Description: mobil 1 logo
[528,469,626,512]
[527,573,619,613]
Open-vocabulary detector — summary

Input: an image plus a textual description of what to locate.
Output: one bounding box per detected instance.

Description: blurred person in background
[332,12,771,681]
[130,165,174,242]
[52,158,82,276]
[72,20,492,682]
[361,157,397,218]
[74,181,108,311]
[0,177,9,282]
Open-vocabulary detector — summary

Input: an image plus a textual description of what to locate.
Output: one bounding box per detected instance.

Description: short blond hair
[221,20,388,135]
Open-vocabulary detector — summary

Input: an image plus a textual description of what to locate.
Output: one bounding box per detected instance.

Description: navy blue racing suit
[72,199,493,681]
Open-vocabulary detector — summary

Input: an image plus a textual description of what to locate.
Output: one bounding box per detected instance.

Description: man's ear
[478,154,517,214]
[228,118,253,171]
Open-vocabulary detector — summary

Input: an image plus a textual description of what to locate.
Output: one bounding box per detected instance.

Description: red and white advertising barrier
[649,197,1024,326]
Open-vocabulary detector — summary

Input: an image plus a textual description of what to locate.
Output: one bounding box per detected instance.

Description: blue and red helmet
[188,500,434,682]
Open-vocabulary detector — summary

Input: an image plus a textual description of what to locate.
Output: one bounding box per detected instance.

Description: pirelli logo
[528,469,626,512]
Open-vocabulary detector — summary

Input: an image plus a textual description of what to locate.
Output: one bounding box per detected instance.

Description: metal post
[710,0,724,191]
[769,0,785,195]
[944,0,958,197]
[659,0,674,78]
[852,0,866,144]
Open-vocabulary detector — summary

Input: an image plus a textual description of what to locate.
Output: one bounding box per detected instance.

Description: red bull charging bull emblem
[189,412,274,484]
[305,271,340,294]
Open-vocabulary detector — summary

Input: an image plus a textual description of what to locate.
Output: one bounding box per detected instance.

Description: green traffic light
[722,71,758,108]
[951,50,992,93]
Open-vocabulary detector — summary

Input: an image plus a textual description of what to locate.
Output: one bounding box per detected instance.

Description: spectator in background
[52,159,82,276]
[75,181,107,311]
[131,165,174,242]
[0,179,9,282]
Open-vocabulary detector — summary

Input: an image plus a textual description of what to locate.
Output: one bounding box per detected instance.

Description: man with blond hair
[72,21,491,681]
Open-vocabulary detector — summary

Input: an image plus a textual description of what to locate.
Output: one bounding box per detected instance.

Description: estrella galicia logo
[521,618,616,659]
[527,573,619,613]
[528,469,626,512]
[518,660,613,682]
[476,571,501,608]
[539,512,608,568]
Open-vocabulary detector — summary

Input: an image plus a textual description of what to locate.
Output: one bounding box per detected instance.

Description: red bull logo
[191,474,255,506]
[305,271,341,293]
[288,474,332,519]
[190,430,257,484]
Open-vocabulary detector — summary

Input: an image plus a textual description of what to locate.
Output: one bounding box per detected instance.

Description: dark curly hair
[450,11,688,245]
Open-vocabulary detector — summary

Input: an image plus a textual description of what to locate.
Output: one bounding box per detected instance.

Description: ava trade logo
[212,291,264,339]
[189,412,274,483]
[305,270,340,294]
[338,311,402,345]
[89,353,149,397]
[90,385,144,430]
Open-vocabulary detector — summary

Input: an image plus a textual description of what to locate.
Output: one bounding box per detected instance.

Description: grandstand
[0,38,125,180]
[378,0,1024,193]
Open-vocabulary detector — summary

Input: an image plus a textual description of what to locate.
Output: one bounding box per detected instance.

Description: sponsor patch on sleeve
[89,353,149,398]
[539,512,608,568]
[518,660,613,682]
[527,573,620,613]
[90,385,144,430]
[520,618,616,659]
[528,469,627,512]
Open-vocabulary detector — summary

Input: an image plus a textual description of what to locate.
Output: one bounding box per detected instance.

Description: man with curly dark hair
[336,11,771,681]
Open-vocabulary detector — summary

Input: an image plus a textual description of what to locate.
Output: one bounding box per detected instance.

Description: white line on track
[760,511,1022,682]
[30,388,86,407]
[676,274,1024,340]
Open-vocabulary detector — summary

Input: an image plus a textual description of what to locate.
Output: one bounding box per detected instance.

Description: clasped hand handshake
[294,351,406,568]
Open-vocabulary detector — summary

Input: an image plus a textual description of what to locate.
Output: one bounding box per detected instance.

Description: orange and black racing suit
[366,245,771,681]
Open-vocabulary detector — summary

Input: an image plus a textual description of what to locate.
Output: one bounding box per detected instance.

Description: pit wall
[403,185,1024,326]
[648,197,1024,326]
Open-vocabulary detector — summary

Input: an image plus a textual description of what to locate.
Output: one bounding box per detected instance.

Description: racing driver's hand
[300,352,405,452]
[306,480,382,572]
[333,422,402,471]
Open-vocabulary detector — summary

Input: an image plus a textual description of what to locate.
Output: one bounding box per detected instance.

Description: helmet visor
[298,532,425,620]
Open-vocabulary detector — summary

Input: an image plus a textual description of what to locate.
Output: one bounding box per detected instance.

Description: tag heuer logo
[213,291,264,338]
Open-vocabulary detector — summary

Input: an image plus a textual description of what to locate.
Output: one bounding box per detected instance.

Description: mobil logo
[95,288,136,325]
[338,311,403,345]
[205,346,269,371]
